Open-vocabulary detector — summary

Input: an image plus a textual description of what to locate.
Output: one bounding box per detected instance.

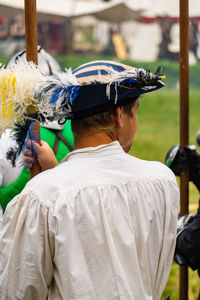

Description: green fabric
[0,120,74,212]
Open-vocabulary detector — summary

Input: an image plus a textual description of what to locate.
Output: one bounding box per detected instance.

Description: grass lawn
[130,90,200,207]
[129,89,200,299]
[1,54,200,299]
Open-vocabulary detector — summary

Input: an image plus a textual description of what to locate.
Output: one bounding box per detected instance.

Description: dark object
[184,145,200,191]
[175,199,200,275]
[167,143,200,299]
[165,144,200,192]
[196,131,200,147]
[165,145,188,175]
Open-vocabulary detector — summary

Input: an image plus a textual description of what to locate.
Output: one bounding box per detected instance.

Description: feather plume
[35,69,81,120]
[0,61,44,135]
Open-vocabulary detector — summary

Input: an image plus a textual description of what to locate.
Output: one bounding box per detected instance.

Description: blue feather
[49,88,62,104]
[120,78,137,86]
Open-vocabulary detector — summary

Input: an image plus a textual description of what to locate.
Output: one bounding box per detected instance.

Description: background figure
[0,15,9,56]
[158,16,173,59]
[189,19,200,62]
[8,14,26,55]
[157,16,179,61]
[0,46,74,218]
[165,140,200,299]
[38,22,52,53]
[49,19,64,54]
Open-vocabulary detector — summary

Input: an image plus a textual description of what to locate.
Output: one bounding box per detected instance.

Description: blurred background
[1,0,200,90]
[0,0,200,298]
[0,0,200,63]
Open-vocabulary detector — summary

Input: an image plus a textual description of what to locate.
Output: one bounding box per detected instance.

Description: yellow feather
[0,71,16,121]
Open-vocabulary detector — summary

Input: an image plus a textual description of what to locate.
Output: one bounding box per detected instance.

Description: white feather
[0,60,44,135]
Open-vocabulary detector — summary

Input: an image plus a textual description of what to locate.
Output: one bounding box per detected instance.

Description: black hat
[36,60,165,120]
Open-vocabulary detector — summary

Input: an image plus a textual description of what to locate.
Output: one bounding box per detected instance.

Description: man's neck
[73,132,115,150]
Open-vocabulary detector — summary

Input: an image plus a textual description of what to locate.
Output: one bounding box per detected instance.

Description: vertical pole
[24,0,40,178]
[24,0,38,64]
[179,0,189,299]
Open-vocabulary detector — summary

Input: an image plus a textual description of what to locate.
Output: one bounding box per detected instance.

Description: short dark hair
[71,97,139,136]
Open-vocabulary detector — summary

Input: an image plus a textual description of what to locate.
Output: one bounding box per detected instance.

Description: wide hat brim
[36,60,165,120]
[69,80,164,119]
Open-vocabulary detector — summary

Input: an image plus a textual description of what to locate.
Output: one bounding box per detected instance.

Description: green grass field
[130,90,200,206]
[1,54,200,299]
[130,90,200,299]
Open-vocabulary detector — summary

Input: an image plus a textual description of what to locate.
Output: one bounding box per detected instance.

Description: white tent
[129,0,200,18]
[75,0,199,18]
[0,0,141,23]
[120,0,200,62]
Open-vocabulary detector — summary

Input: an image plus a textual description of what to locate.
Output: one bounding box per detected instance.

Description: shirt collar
[62,141,124,162]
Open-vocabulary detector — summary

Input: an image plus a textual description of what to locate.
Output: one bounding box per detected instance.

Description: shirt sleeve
[0,191,55,300]
[152,177,180,300]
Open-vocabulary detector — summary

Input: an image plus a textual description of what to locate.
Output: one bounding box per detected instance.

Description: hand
[24,139,58,172]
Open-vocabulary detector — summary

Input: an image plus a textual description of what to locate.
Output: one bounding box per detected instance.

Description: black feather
[6,119,31,167]
[155,66,165,76]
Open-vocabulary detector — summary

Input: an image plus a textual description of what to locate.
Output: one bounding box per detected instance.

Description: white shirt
[0,141,179,300]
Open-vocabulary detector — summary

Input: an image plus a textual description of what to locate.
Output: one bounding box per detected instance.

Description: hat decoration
[35,60,165,120]
[0,60,165,166]
[0,61,44,135]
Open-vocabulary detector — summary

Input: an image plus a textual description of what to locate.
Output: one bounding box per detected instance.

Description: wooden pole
[24,0,38,64]
[179,0,189,299]
[24,0,40,178]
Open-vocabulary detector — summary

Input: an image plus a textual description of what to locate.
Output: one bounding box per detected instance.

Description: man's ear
[112,107,124,128]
